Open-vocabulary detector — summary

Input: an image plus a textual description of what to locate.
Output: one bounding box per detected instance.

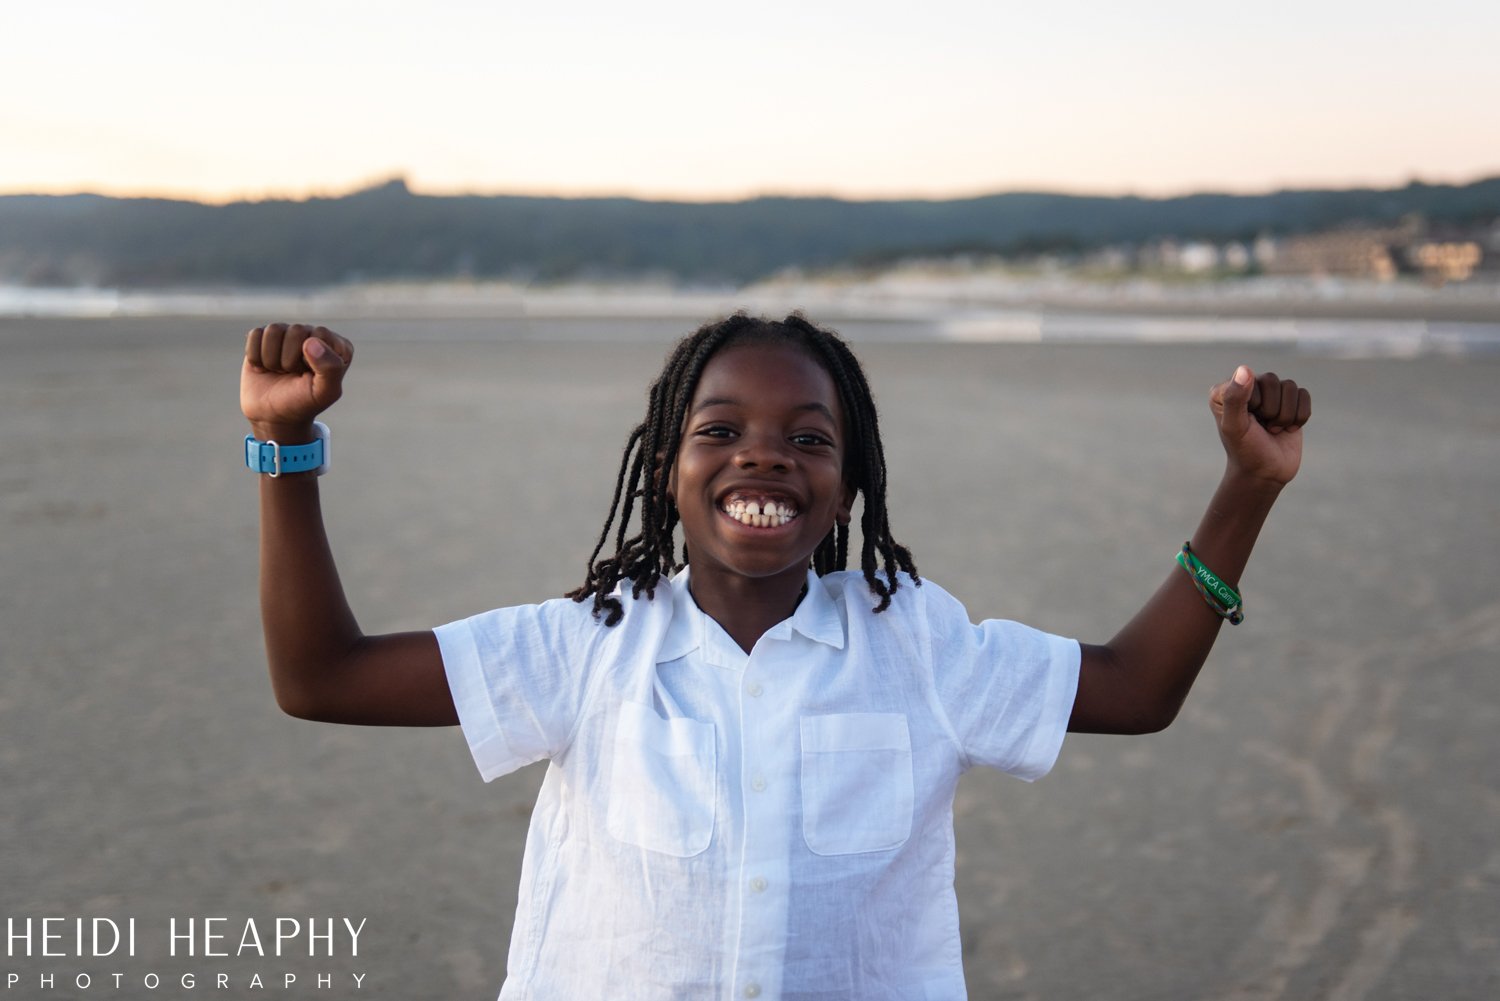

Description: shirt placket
[724,634,794,1001]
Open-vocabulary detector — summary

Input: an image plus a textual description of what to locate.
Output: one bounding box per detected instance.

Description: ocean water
[2,283,1497,357]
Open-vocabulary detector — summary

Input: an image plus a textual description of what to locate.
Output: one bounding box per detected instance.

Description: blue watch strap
[244,421,330,477]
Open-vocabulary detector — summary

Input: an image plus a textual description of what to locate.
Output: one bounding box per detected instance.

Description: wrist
[1197,469,1280,552]
[248,420,318,444]
[1220,463,1287,503]
[245,421,330,477]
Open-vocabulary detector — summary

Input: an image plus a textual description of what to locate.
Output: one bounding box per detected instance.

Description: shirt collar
[658,566,846,666]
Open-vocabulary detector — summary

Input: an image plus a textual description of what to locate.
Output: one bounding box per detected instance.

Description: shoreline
[3,276,1500,325]
[4,308,1497,361]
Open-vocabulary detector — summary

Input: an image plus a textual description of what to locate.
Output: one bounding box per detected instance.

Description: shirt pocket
[800,712,914,856]
[606,700,717,857]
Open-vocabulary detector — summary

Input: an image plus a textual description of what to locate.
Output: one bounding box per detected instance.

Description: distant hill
[2,176,1498,287]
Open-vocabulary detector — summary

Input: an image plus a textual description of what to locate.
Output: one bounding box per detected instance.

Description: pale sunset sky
[4,0,1496,203]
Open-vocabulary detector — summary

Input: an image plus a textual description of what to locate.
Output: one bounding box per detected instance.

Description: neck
[687,567,808,654]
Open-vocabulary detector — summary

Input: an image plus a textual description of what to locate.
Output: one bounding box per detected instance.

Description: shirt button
[744,984,761,999]
[750,876,768,893]
[751,776,767,792]
[746,681,763,697]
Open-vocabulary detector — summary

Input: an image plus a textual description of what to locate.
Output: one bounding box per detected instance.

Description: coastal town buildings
[1119,217,1492,286]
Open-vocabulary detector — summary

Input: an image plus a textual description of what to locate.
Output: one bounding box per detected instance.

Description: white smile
[719,496,800,528]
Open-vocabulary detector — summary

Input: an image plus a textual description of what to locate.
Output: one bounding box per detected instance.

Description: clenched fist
[1209,365,1311,487]
[241,323,353,442]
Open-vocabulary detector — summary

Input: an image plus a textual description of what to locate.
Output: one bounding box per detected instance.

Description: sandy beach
[2,314,1497,1000]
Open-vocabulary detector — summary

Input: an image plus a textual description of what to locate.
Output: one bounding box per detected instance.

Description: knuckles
[1215,367,1312,433]
[245,322,350,372]
[1249,375,1311,430]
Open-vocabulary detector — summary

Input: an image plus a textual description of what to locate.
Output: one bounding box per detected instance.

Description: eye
[791,432,834,447]
[694,424,736,439]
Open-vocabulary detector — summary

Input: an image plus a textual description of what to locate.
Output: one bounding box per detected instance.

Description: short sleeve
[434,598,597,782]
[924,582,1081,780]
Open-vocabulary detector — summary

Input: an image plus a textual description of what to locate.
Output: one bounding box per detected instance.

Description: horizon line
[3,170,1499,208]
[8,171,1500,207]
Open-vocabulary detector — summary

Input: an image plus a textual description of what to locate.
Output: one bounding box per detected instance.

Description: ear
[663,453,676,504]
[836,482,855,526]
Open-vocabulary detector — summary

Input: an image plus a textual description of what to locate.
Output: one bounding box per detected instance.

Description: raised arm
[1069,365,1311,734]
[243,323,456,726]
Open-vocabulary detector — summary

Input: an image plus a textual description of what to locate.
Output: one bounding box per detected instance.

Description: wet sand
[2,315,1497,999]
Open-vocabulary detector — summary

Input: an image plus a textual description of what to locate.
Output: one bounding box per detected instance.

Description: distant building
[1408,241,1483,283]
[1252,235,1279,268]
[1252,217,1495,284]
[1222,242,1252,271]
[1478,221,1500,275]
[1258,223,1418,281]
[1178,242,1220,273]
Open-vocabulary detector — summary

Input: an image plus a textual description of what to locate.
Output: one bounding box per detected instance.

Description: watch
[244,421,330,477]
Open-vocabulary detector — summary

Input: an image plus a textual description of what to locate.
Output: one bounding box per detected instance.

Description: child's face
[668,341,854,591]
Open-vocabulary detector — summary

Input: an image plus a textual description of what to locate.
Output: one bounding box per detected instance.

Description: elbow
[272,685,326,722]
[265,640,365,722]
[1131,708,1178,735]
[268,669,338,723]
[1079,643,1189,735]
[1070,696,1182,736]
[1130,693,1188,735]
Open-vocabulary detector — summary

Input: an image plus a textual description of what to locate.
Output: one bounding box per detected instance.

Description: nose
[734,431,791,472]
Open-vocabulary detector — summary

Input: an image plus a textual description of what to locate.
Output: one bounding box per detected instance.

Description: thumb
[1212,364,1256,436]
[302,335,348,400]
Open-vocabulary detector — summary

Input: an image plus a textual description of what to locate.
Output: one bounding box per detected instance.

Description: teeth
[721,496,799,527]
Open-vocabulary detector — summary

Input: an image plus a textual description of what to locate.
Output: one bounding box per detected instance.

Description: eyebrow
[692,397,838,422]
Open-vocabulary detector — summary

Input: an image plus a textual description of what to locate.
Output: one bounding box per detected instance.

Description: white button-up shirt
[436,568,1079,1001]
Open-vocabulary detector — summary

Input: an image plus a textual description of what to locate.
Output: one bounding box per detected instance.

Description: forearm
[254,425,365,716]
[1076,469,1283,733]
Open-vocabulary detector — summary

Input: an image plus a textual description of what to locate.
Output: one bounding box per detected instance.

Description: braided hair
[567,312,919,625]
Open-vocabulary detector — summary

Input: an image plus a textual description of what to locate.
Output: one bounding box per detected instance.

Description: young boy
[242,315,1310,999]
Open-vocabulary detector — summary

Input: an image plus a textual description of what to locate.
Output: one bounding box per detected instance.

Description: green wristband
[1176,542,1244,625]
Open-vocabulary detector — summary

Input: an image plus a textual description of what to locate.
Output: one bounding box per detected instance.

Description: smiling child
[241,312,1310,1000]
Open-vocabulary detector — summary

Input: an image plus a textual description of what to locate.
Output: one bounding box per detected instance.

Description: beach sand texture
[2,315,1497,999]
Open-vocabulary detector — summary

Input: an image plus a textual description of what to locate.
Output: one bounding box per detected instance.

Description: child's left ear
[836,483,855,526]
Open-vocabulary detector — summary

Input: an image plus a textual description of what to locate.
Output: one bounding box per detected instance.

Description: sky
[4,0,1498,204]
